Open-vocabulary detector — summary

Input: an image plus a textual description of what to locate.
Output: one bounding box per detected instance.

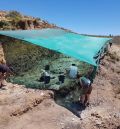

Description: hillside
[0,11,120,129]
[0,10,56,30]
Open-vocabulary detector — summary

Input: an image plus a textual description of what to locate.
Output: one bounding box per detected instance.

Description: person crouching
[0,64,13,88]
[78,76,92,107]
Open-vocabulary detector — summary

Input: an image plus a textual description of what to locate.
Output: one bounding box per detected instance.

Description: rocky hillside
[0,10,56,30]
[0,11,61,72]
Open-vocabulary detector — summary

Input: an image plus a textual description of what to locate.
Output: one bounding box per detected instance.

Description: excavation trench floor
[9,55,91,90]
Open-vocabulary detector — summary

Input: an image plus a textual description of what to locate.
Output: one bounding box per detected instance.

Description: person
[78,66,97,107]
[58,72,65,84]
[78,76,92,107]
[109,42,112,48]
[69,64,78,79]
[39,69,50,84]
[0,64,13,88]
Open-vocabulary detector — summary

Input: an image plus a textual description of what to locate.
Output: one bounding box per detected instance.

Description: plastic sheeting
[0,28,111,66]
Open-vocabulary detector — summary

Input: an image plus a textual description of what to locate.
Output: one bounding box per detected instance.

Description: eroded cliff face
[0,11,56,30]
[0,35,59,74]
[0,42,6,64]
[0,11,60,74]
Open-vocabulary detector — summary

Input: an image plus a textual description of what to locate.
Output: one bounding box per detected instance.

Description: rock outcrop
[0,10,58,73]
[0,11,56,30]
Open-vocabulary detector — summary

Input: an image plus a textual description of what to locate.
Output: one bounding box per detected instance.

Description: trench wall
[0,35,59,74]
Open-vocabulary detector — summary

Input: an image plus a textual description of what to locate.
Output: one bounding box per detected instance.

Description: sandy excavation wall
[0,42,6,64]
[112,36,120,45]
[0,35,59,74]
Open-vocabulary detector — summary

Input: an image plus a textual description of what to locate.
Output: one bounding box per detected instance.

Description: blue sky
[0,0,120,35]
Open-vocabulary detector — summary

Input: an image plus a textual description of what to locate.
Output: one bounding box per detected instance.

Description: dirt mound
[81,44,120,129]
[0,83,53,128]
[112,36,120,45]
[0,83,81,129]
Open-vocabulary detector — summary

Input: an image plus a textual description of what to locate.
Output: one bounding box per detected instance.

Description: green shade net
[0,28,111,66]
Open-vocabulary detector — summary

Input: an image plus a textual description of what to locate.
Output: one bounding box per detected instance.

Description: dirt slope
[0,44,119,129]
[0,83,80,129]
[0,43,6,64]
[79,44,120,129]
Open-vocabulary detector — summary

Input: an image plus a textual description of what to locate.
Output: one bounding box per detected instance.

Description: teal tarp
[0,28,111,66]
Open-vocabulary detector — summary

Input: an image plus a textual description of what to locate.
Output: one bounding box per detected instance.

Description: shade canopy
[0,28,111,66]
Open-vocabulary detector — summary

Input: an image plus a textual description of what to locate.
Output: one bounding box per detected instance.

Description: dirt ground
[0,44,120,129]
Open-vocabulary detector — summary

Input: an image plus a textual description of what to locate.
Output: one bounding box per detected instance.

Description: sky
[0,0,120,35]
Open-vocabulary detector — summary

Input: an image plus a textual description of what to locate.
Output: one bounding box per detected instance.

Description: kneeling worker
[39,69,50,84]
[69,64,78,79]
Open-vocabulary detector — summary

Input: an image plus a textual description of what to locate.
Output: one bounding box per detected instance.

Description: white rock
[40,92,44,96]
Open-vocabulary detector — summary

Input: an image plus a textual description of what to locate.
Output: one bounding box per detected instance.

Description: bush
[0,21,10,28]
[0,21,12,30]
[6,11,22,21]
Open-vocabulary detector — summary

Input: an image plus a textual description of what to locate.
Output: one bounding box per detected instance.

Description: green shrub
[6,11,22,21]
[0,21,10,28]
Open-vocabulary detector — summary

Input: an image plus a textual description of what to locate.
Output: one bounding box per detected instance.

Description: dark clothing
[58,74,65,83]
[81,77,91,87]
[39,76,44,82]
[109,42,112,47]
[0,64,11,73]
[44,76,50,84]
[39,75,50,84]
[45,65,50,71]
[81,85,92,95]
[86,66,97,83]
[78,76,92,95]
